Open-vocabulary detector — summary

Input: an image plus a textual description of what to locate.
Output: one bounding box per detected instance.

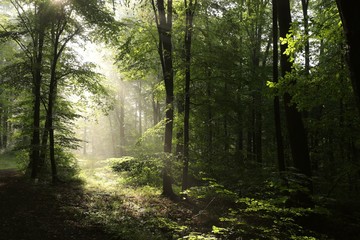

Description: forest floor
[1,156,360,240]
[0,168,114,240]
[0,159,203,240]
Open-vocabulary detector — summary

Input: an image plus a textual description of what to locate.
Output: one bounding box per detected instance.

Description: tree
[272,0,285,173]
[182,0,197,191]
[45,1,81,182]
[151,0,176,198]
[335,1,360,114]
[28,1,48,179]
[277,0,312,190]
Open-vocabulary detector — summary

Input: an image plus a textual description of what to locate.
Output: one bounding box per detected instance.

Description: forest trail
[0,169,113,240]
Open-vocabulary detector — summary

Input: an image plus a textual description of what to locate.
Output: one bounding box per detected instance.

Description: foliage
[0,151,19,170]
[109,154,164,187]
[185,176,329,240]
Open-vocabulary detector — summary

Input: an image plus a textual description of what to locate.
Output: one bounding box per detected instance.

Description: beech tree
[272,0,285,173]
[336,1,360,113]
[277,0,311,189]
[181,0,197,191]
[151,0,176,198]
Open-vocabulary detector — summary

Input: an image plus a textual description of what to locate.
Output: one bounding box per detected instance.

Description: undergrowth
[73,157,360,240]
[0,151,19,170]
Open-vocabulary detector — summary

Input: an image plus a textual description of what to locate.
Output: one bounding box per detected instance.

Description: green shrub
[109,154,166,187]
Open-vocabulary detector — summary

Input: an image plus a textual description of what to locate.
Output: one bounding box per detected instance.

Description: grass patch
[0,151,19,170]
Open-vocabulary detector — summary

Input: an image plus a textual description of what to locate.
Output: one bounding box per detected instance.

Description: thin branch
[10,0,35,43]
[0,23,33,60]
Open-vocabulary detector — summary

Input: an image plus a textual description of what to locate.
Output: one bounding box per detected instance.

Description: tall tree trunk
[0,107,3,149]
[151,0,176,198]
[152,88,161,126]
[153,70,162,126]
[254,95,262,163]
[182,4,192,185]
[175,95,184,158]
[247,106,255,161]
[204,7,213,162]
[272,0,285,172]
[1,107,8,149]
[223,83,229,152]
[30,4,46,179]
[138,81,142,136]
[277,0,312,189]
[301,0,310,74]
[247,0,264,163]
[206,80,213,159]
[236,93,244,162]
[119,86,126,156]
[108,116,116,156]
[336,1,360,113]
[83,117,87,155]
[40,122,49,167]
[47,11,78,182]
[47,43,59,183]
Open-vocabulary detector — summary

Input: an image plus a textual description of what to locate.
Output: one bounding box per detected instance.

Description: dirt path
[0,170,114,240]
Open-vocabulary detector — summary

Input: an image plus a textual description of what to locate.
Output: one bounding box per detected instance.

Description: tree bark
[277,0,312,189]
[301,0,310,74]
[46,7,79,182]
[272,0,285,172]
[182,0,197,191]
[138,81,142,136]
[30,3,46,179]
[175,95,184,158]
[0,107,3,149]
[336,0,360,113]
[151,0,176,198]
[119,86,126,156]
[1,107,8,149]
[83,118,87,155]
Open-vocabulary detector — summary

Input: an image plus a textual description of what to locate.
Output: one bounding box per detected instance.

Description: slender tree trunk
[40,122,49,167]
[223,115,229,152]
[152,83,161,126]
[47,12,78,182]
[83,118,87,155]
[151,0,176,198]
[247,106,255,161]
[119,87,125,156]
[138,81,142,136]
[108,116,116,156]
[47,48,59,183]
[246,0,266,164]
[277,0,312,190]
[0,107,3,149]
[223,83,229,152]
[336,0,360,113]
[236,0,245,163]
[254,91,262,164]
[273,0,285,172]
[30,6,46,179]
[236,92,244,162]
[204,8,213,162]
[301,0,310,74]
[175,96,184,158]
[206,81,213,159]
[1,107,8,149]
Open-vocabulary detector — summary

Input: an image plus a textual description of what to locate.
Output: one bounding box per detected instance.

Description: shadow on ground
[0,169,113,240]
